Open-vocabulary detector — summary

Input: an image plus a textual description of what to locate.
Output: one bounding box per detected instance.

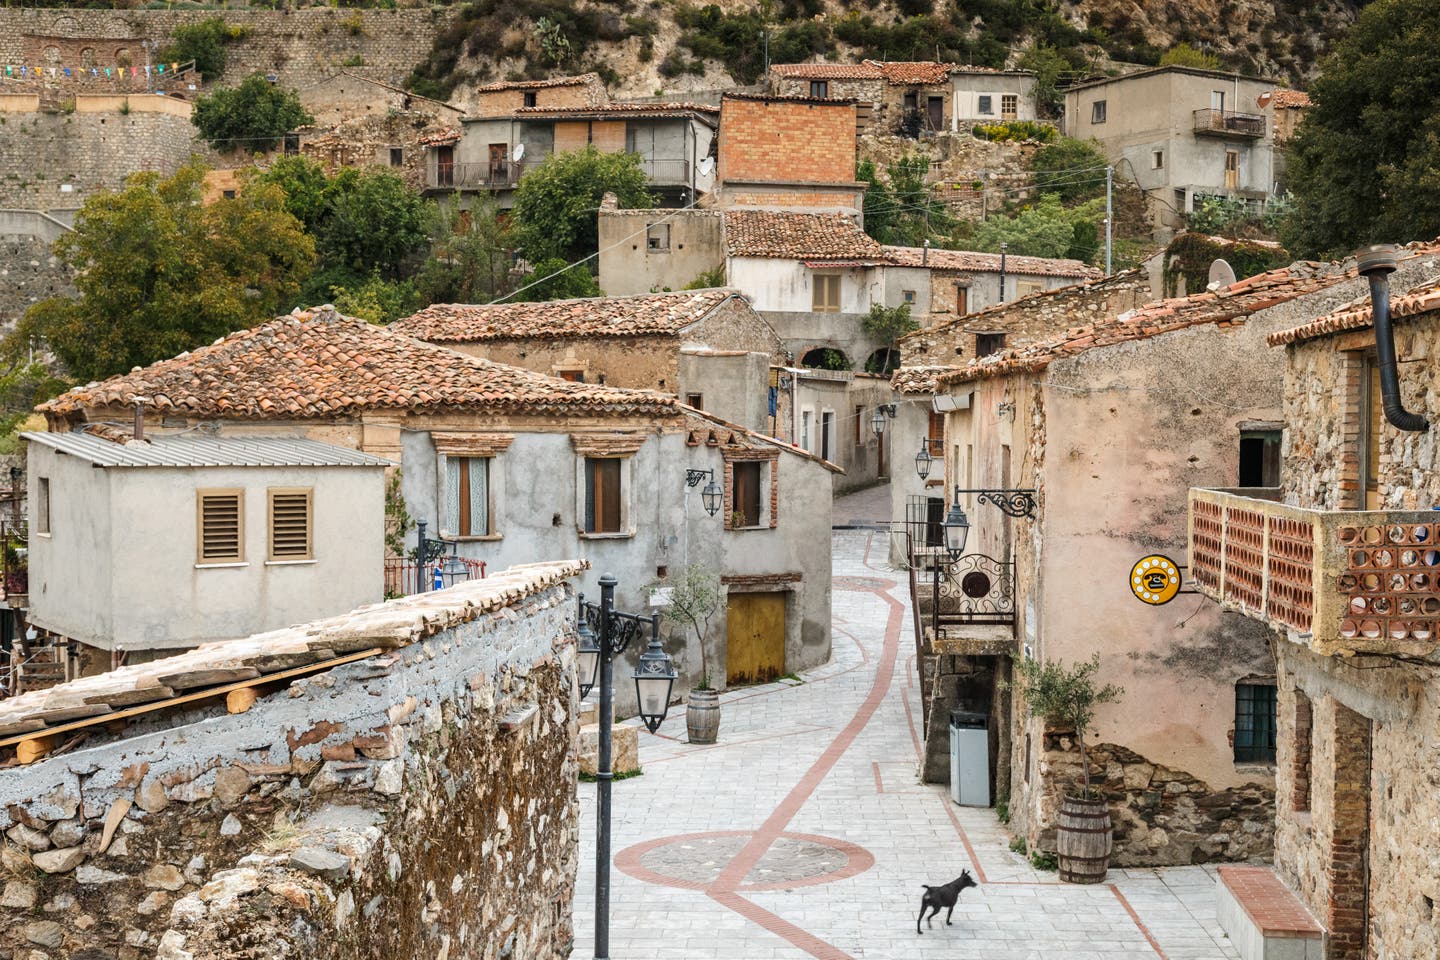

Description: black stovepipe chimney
[1356,245,1428,433]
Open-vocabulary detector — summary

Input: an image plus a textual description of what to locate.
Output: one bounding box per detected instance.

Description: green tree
[510,147,653,263]
[318,168,436,278]
[971,193,1104,261]
[413,200,516,305]
[511,257,603,302]
[857,155,955,246]
[1030,136,1110,203]
[1017,42,1071,118]
[192,74,312,152]
[250,155,335,231]
[862,302,917,373]
[653,564,722,689]
[1158,42,1222,70]
[1004,654,1123,796]
[331,271,418,324]
[159,17,244,81]
[11,162,313,383]
[1282,0,1440,258]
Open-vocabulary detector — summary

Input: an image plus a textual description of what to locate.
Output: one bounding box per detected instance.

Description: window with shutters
[444,458,490,537]
[812,273,841,313]
[1001,94,1018,119]
[197,489,244,564]
[268,488,313,561]
[583,457,624,534]
[732,462,762,527]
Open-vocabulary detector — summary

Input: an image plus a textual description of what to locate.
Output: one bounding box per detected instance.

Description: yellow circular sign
[1130,555,1181,605]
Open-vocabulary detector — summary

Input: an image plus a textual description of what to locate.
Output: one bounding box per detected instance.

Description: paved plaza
[574,525,1241,959]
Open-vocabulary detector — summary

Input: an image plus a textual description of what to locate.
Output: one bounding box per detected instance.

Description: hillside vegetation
[405,0,1359,100]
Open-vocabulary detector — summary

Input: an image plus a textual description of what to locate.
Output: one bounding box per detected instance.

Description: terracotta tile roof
[890,365,956,395]
[770,62,883,80]
[1268,276,1440,347]
[724,211,887,260]
[927,251,1436,388]
[865,60,952,85]
[515,101,719,121]
[473,72,601,92]
[418,126,462,146]
[392,290,741,342]
[40,306,677,420]
[679,406,844,474]
[883,245,1102,279]
[1262,89,1311,109]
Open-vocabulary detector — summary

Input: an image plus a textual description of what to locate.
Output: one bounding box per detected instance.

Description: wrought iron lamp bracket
[955,488,1038,519]
[579,602,655,656]
[684,468,714,488]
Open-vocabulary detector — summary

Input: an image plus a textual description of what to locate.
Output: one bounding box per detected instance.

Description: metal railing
[1189,487,1440,653]
[383,556,486,597]
[431,161,528,190]
[1192,109,1266,138]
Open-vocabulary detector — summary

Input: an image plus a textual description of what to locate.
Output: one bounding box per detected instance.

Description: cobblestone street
[574,527,1241,959]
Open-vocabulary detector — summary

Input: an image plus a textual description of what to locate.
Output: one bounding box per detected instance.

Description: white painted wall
[728,257,885,314]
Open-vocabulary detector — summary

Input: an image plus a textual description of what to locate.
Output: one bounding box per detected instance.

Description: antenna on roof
[1207,258,1238,291]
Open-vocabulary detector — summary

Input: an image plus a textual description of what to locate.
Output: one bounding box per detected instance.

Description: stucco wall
[0,570,580,960]
[596,208,724,296]
[792,371,892,493]
[27,444,386,652]
[953,74,1038,124]
[677,350,773,435]
[729,257,882,314]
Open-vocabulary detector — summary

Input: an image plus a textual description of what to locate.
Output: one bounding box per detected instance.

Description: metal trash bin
[949,710,990,807]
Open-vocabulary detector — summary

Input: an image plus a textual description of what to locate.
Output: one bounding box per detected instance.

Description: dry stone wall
[0,235,74,329]
[0,9,446,89]
[0,562,584,960]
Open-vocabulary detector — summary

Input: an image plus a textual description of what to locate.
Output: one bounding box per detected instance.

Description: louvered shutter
[198,491,243,563]
[268,489,312,560]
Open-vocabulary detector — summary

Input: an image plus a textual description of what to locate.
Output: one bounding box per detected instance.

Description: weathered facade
[0,560,585,960]
[714,94,864,214]
[23,432,389,664]
[1189,258,1440,958]
[897,247,1440,868]
[1064,66,1279,238]
[39,308,837,710]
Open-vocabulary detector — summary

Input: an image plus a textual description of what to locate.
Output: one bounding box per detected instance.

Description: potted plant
[1005,653,1123,884]
[656,564,722,744]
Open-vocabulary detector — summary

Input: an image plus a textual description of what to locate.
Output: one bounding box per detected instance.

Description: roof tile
[724,211,886,260]
[883,245,1101,279]
[392,289,739,342]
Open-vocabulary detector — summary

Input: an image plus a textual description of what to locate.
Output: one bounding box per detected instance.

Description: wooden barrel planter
[686,689,720,744]
[1056,794,1113,884]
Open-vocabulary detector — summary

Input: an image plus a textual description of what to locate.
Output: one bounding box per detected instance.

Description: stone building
[39,307,838,705]
[465,72,608,118]
[880,244,1100,322]
[894,244,1440,868]
[1188,254,1440,958]
[767,60,1037,134]
[1064,65,1279,238]
[298,71,464,128]
[391,289,784,434]
[0,559,587,959]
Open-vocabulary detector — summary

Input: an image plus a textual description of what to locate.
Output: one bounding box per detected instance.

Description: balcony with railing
[1192,109,1266,139]
[429,161,528,192]
[899,496,1015,657]
[383,556,486,598]
[1188,488,1440,657]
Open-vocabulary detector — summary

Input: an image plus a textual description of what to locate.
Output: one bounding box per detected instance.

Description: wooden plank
[0,648,384,752]
[17,734,59,765]
[157,667,261,690]
[226,688,258,715]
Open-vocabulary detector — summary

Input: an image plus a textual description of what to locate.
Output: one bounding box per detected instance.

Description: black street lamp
[943,485,1038,558]
[685,468,723,517]
[915,441,933,479]
[575,574,674,960]
[943,488,970,559]
[870,402,897,439]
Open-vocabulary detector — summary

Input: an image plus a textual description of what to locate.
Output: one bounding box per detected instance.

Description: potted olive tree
[656,564,722,744]
[1006,653,1123,883]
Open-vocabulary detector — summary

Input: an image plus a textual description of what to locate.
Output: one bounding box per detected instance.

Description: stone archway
[799,347,850,371]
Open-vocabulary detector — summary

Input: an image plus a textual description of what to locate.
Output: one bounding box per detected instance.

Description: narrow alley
[574,525,1240,960]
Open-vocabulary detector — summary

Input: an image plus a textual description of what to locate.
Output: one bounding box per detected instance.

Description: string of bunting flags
[3,62,191,79]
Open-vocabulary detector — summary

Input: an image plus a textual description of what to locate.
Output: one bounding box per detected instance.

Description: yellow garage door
[726,592,787,685]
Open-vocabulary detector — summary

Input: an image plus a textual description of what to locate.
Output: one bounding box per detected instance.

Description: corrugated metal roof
[21,432,394,469]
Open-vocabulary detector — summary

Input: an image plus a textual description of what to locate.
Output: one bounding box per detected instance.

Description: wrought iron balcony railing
[1192,109,1266,138]
[1188,488,1440,656]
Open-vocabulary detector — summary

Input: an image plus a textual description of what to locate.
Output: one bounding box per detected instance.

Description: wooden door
[436,145,454,187]
[955,285,969,316]
[927,96,944,131]
[1224,150,1239,189]
[489,143,508,182]
[726,592,786,685]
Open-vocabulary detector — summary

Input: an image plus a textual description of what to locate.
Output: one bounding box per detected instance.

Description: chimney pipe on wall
[1356,245,1428,433]
[132,398,147,441]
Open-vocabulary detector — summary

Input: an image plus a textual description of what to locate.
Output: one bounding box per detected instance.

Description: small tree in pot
[1005,653,1124,883]
[654,564,722,744]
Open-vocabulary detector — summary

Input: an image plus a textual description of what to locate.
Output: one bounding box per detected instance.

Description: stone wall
[298,109,459,194]
[1282,299,1440,512]
[0,560,584,960]
[0,234,73,328]
[0,9,446,89]
[858,132,1037,223]
[1274,642,1440,960]
[0,108,201,208]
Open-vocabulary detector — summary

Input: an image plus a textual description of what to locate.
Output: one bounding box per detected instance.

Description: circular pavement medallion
[616,830,875,893]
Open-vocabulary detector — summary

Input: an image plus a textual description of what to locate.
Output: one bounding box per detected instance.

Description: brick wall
[718,97,856,186]
[0,562,584,960]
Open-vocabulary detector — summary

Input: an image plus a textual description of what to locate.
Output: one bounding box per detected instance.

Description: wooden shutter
[197,490,243,563]
[268,488,312,561]
[586,458,622,533]
[927,411,945,455]
[733,462,762,527]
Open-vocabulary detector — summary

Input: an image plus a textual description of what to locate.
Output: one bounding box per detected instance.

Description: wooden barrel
[1055,795,1113,884]
[686,689,721,744]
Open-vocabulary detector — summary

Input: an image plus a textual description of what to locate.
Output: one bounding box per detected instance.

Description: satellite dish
[1206,258,1237,291]
[697,156,715,177]
[512,143,525,163]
